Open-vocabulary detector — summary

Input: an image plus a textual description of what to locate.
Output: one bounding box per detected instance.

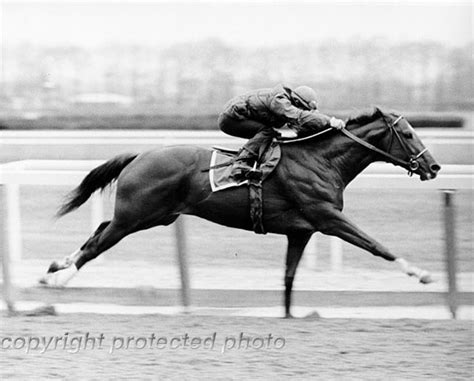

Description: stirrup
[246,169,263,181]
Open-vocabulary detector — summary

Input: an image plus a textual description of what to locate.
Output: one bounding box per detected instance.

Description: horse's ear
[373,106,384,117]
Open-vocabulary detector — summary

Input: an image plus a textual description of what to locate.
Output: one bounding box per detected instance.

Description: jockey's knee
[218,113,267,139]
[218,113,241,137]
[218,113,235,135]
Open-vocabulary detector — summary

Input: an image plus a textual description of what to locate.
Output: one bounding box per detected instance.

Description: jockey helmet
[291,86,318,110]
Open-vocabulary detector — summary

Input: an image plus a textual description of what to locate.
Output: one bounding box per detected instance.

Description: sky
[1,0,472,48]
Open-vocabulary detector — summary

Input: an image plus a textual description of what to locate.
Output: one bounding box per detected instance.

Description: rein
[278,114,428,176]
[277,127,334,144]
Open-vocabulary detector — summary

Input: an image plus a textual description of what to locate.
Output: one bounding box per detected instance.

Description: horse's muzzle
[420,162,441,181]
[430,163,441,173]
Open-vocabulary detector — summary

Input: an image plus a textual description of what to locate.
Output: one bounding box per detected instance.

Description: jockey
[218,84,346,166]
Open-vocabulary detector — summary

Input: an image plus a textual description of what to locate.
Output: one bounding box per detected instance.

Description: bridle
[387,116,428,175]
[339,115,427,176]
[279,114,428,176]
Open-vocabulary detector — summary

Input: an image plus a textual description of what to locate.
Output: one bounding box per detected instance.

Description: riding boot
[232,136,260,169]
[231,128,276,181]
[237,128,277,164]
[231,148,258,181]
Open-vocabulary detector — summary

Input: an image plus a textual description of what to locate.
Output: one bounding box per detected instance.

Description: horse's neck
[332,137,376,186]
[298,122,381,187]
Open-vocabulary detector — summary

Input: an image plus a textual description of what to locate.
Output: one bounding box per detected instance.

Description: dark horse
[41,107,441,318]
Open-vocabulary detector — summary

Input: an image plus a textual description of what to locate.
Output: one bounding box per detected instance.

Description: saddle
[209,141,281,234]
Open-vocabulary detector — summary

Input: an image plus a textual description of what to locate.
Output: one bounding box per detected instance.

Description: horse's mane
[345,107,384,126]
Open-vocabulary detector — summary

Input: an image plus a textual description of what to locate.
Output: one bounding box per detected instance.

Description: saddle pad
[209,142,281,192]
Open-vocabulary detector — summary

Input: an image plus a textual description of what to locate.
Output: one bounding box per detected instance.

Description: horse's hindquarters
[187,186,254,231]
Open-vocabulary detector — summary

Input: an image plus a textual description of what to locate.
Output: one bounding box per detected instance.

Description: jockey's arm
[270,93,343,135]
[297,111,346,134]
[269,93,308,125]
[296,111,332,134]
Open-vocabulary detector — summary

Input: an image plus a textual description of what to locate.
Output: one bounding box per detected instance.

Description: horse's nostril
[430,164,441,172]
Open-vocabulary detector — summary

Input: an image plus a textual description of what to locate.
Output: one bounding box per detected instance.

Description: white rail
[0,129,471,149]
[1,129,471,139]
[0,160,472,265]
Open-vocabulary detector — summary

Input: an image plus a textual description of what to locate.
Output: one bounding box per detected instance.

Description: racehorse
[40,107,441,318]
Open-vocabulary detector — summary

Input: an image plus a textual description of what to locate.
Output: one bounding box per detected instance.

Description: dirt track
[1,313,472,380]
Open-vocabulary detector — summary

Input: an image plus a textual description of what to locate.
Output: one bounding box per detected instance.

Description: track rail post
[6,183,21,263]
[90,192,105,262]
[1,184,15,313]
[330,237,343,272]
[174,216,190,310]
[442,190,458,319]
[303,234,318,270]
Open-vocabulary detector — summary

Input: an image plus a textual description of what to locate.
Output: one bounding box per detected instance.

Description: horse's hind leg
[40,219,131,287]
[74,213,179,270]
[45,221,111,274]
[40,213,179,287]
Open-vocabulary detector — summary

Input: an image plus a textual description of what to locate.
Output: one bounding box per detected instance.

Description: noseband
[339,115,428,176]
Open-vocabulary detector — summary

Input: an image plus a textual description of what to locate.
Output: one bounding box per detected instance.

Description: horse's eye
[403,132,413,139]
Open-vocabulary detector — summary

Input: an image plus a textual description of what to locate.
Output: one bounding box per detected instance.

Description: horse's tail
[56,153,138,217]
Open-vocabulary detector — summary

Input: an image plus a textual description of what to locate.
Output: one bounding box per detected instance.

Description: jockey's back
[223,84,302,128]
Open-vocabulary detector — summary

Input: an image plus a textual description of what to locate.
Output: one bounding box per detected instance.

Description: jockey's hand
[330,117,345,130]
[279,124,297,138]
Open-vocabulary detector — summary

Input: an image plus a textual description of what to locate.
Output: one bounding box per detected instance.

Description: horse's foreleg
[284,232,312,318]
[321,212,432,283]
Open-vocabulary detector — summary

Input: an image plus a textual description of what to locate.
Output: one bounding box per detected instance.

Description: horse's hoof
[39,265,78,288]
[24,305,57,316]
[283,313,295,319]
[419,272,434,284]
[47,261,62,273]
[304,311,321,320]
[38,274,65,288]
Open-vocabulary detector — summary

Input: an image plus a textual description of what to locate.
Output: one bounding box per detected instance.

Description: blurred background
[0,0,472,129]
